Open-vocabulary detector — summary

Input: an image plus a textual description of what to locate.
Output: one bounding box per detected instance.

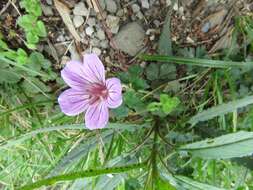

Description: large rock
[113,22,145,56]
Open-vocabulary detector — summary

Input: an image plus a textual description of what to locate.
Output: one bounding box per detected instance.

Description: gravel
[92,47,102,55]
[113,22,145,56]
[97,29,106,40]
[41,4,54,16]
[85,26,94,36]
[73,15,84,28]
[106,15,120,34]
[73,2,89,16]
[131,4,140,13]
[141,0,150,9]
[106,0,117,13]
[87,18,96,26]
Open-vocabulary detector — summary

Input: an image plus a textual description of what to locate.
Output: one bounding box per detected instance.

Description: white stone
[106,0,117,13]
[87,18,96,26]
[166,0,171,6]
[106,15,120,34]
[73,2,89,16]
[100,40,108,49]
[73,15,84,28]
[113,22,145,56]
[173,3,178,11]
[46,0,52,5]
[97,29,106,40]
[131,4,140,13]
[141,0,150,9]
[90,38,100,46]
[92,47,102,55]
[137,12,144,19]
[85,26,94,36]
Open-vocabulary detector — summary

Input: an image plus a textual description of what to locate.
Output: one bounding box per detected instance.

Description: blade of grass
[140,54,253,68]
[0,56,48,77]
[19,162,147,190]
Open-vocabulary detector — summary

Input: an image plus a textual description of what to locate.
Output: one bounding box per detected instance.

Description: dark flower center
[87,83,108,105]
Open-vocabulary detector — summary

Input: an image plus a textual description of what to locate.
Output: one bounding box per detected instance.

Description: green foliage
[118,65,148,90]
[147,94,180,115]
[18,0,46,49]
[140,54,253,68]
[189,95,253,126]
[180,131,253,159]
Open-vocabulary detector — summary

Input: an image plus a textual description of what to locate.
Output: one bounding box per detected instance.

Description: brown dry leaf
[54,0,81,42]
[209,26,233,53]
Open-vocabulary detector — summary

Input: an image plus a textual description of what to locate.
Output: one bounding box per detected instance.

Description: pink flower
[58,54,123,130]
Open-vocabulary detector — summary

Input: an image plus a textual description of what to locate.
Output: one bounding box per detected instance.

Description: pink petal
[61,61,94,89]
[58,88,89,116]
[106,78,123,108]
[85,102,109,130]
[83,53,105,84]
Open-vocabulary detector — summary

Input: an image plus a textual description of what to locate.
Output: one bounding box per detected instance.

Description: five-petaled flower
[58,53,123,130]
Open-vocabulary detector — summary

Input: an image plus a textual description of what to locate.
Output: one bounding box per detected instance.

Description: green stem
[19,162,147,190]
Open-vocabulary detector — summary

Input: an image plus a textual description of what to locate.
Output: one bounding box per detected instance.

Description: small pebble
[90,38,100,46]
[173,3,178,11]
[46,0,53,5]
[106,15,120,34]
[141,0,150,9]
[100,40,109,49]
[73,15,84,28]
[87,18,96,26]
[137,12,144,19]
[92,47,102,55]
[97,29,106,40]
[153,20,160,27]
[41,4,53,16]
[85,26,94,36]
[73,2,89,16]
[106,0,117,13]
[131,4,140,13]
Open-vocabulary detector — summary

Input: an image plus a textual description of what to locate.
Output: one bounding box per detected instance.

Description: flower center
[87,83,108,105]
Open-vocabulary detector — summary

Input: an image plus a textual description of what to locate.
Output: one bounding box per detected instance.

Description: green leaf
[17,48,28,64]
[131,77,149,90]
[0,56,47,77]
[161,173,225,190]
[155,177,176,190]
[128,65,143,77]
[140,54,253,68]
[20,0,42,17]
[159,63,176,80]
[124,90,145,111]
[35,21,47,37]
[146,63,159,81]
[17,15,36,29]
[26,32,39,44]
[189,95,253,126]
[19,162,147,190]
[158,9,172,56]
[118,72,129,83]
[0,123,149,150]
[180,131,253,159]
[111,104,129,118]
[48,130,114,176]
[0,69,22,83]
[28,52,51,70]
[0,39,9,50]
[147,102,161,112]
[160,94,180,114]
[21,77,51,95]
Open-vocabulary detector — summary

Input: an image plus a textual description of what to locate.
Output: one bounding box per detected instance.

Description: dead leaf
[209,26,233,53]
[54,0,81,42]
